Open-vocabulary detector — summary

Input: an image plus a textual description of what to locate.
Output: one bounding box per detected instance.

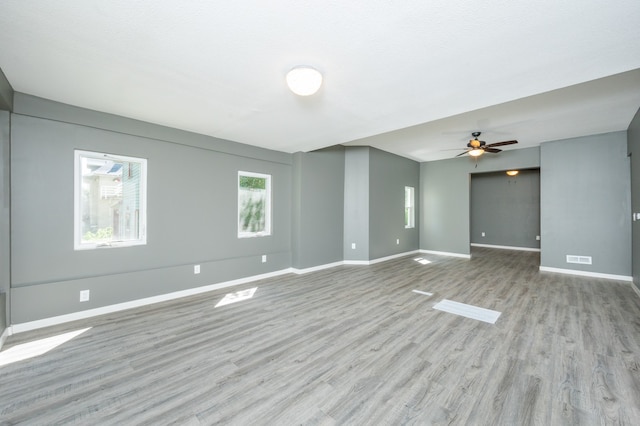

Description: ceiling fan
[456,132,518,157]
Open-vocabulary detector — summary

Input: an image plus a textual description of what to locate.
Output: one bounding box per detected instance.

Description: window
[405,186,415,228]
[238,171,271,238]
[74,150,147,250]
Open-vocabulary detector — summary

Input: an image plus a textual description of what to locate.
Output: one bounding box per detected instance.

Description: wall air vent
[566,255,592,265]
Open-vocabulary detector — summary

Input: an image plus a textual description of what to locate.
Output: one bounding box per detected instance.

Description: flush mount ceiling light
[286,66,323,96]
[506,170,519,176]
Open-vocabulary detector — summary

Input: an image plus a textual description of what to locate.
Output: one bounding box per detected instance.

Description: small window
[405,186,415,228]
[238,171,271,238]
[74,150,147,250]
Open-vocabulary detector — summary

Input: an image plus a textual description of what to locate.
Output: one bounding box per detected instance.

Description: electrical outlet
[79,290,90,302]
[351,243,356,249]
[262,255,267,263]
[194,265,200,274]
[396,239,400,245]
[481,232,485,237]
[536,235,541,241]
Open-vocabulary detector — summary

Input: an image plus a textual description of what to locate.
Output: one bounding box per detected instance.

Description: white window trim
[405,186,415,229]
[238,171,272,238]
[74,150,147,250]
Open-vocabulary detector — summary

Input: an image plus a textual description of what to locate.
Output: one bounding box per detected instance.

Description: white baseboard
[539,266,632,282]
[471,243,541,252]
[10,268,294,334]
[291,261,344,274]
[343,250,420,266]
[419,249,471,259]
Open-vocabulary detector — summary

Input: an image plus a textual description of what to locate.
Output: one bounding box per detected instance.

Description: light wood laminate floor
[2,247,640,425]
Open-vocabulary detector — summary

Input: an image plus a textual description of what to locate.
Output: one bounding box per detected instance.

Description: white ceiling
[1,1,639,161]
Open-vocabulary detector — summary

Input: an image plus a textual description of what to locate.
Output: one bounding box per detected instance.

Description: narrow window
[405,186,415,228]
[74,150,147,250]
[238,171,271,238]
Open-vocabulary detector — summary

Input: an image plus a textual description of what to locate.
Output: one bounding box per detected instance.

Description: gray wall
[369,147,420,259]
[629,108,640,291]
[344,147,420,261]
[470,169,540,249]
[11,94,293,323]
[344,147,370,261]
[540,132,631,276]
[0,110,9,332]
[292,146,345,269]
[0,68,13,111]
[420,147,540,255]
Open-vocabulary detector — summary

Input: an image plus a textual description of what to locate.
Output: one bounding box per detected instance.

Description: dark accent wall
[470,169,540,249]
[540,131,631,276]
[420,147,540,255]
[10,94,293,323]
[292,146,345,269]
[627,108,640,291]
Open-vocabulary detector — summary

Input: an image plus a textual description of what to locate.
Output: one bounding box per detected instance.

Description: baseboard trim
[470,243,541,252]
[292,261,344,274]
[10,268,294,334]
[539,266,632,282]
[343,250,420,266]
[419,250,471,259]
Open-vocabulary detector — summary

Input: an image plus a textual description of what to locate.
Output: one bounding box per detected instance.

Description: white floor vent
[566,255,592,265]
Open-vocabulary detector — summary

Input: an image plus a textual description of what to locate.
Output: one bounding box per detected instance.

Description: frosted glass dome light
[286,66,323,96]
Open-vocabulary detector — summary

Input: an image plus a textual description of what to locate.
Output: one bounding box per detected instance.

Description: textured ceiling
[1,1,639,161]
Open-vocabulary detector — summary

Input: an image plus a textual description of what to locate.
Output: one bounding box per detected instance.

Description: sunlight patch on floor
[433,299,501,324]
[215,287,257,308]
[413,257,432,265]
[0,327,92,367]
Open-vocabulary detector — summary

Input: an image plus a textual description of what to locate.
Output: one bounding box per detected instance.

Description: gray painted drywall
[292,146,345,269]
[470,169,540,249]
[420,147,540,255]
[627,108,640,291]
[369,148,419,259]
[344,147,370,261]
[0,111,9,331]
[0,68,13,111]
[13,93,288,165]
[540,132,631,276]
[10,99,293,324]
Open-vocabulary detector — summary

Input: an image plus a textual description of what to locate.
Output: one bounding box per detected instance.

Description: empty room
[1,1,640,424]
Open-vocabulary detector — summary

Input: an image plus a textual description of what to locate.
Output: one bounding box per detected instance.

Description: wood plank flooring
[1,247,640,425]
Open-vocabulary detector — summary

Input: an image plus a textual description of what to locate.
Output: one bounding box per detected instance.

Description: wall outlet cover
[194,265,200,274]
[79,290,90,302]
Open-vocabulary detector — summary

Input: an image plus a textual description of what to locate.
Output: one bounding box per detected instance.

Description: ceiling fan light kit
[456,131,518,159]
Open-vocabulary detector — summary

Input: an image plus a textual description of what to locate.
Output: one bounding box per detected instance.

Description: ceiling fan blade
[485,140,518,148]
[455,150,470,157]
[484,148,502,153]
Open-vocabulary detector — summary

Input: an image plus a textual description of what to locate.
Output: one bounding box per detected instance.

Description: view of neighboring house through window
[405,186,415,228]
[74,150,147,249]
[238,171,271,238]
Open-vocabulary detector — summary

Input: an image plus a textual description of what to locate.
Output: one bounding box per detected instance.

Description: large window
[238,171,271,238]
[405,186,415,228]
[74,150,147,250]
